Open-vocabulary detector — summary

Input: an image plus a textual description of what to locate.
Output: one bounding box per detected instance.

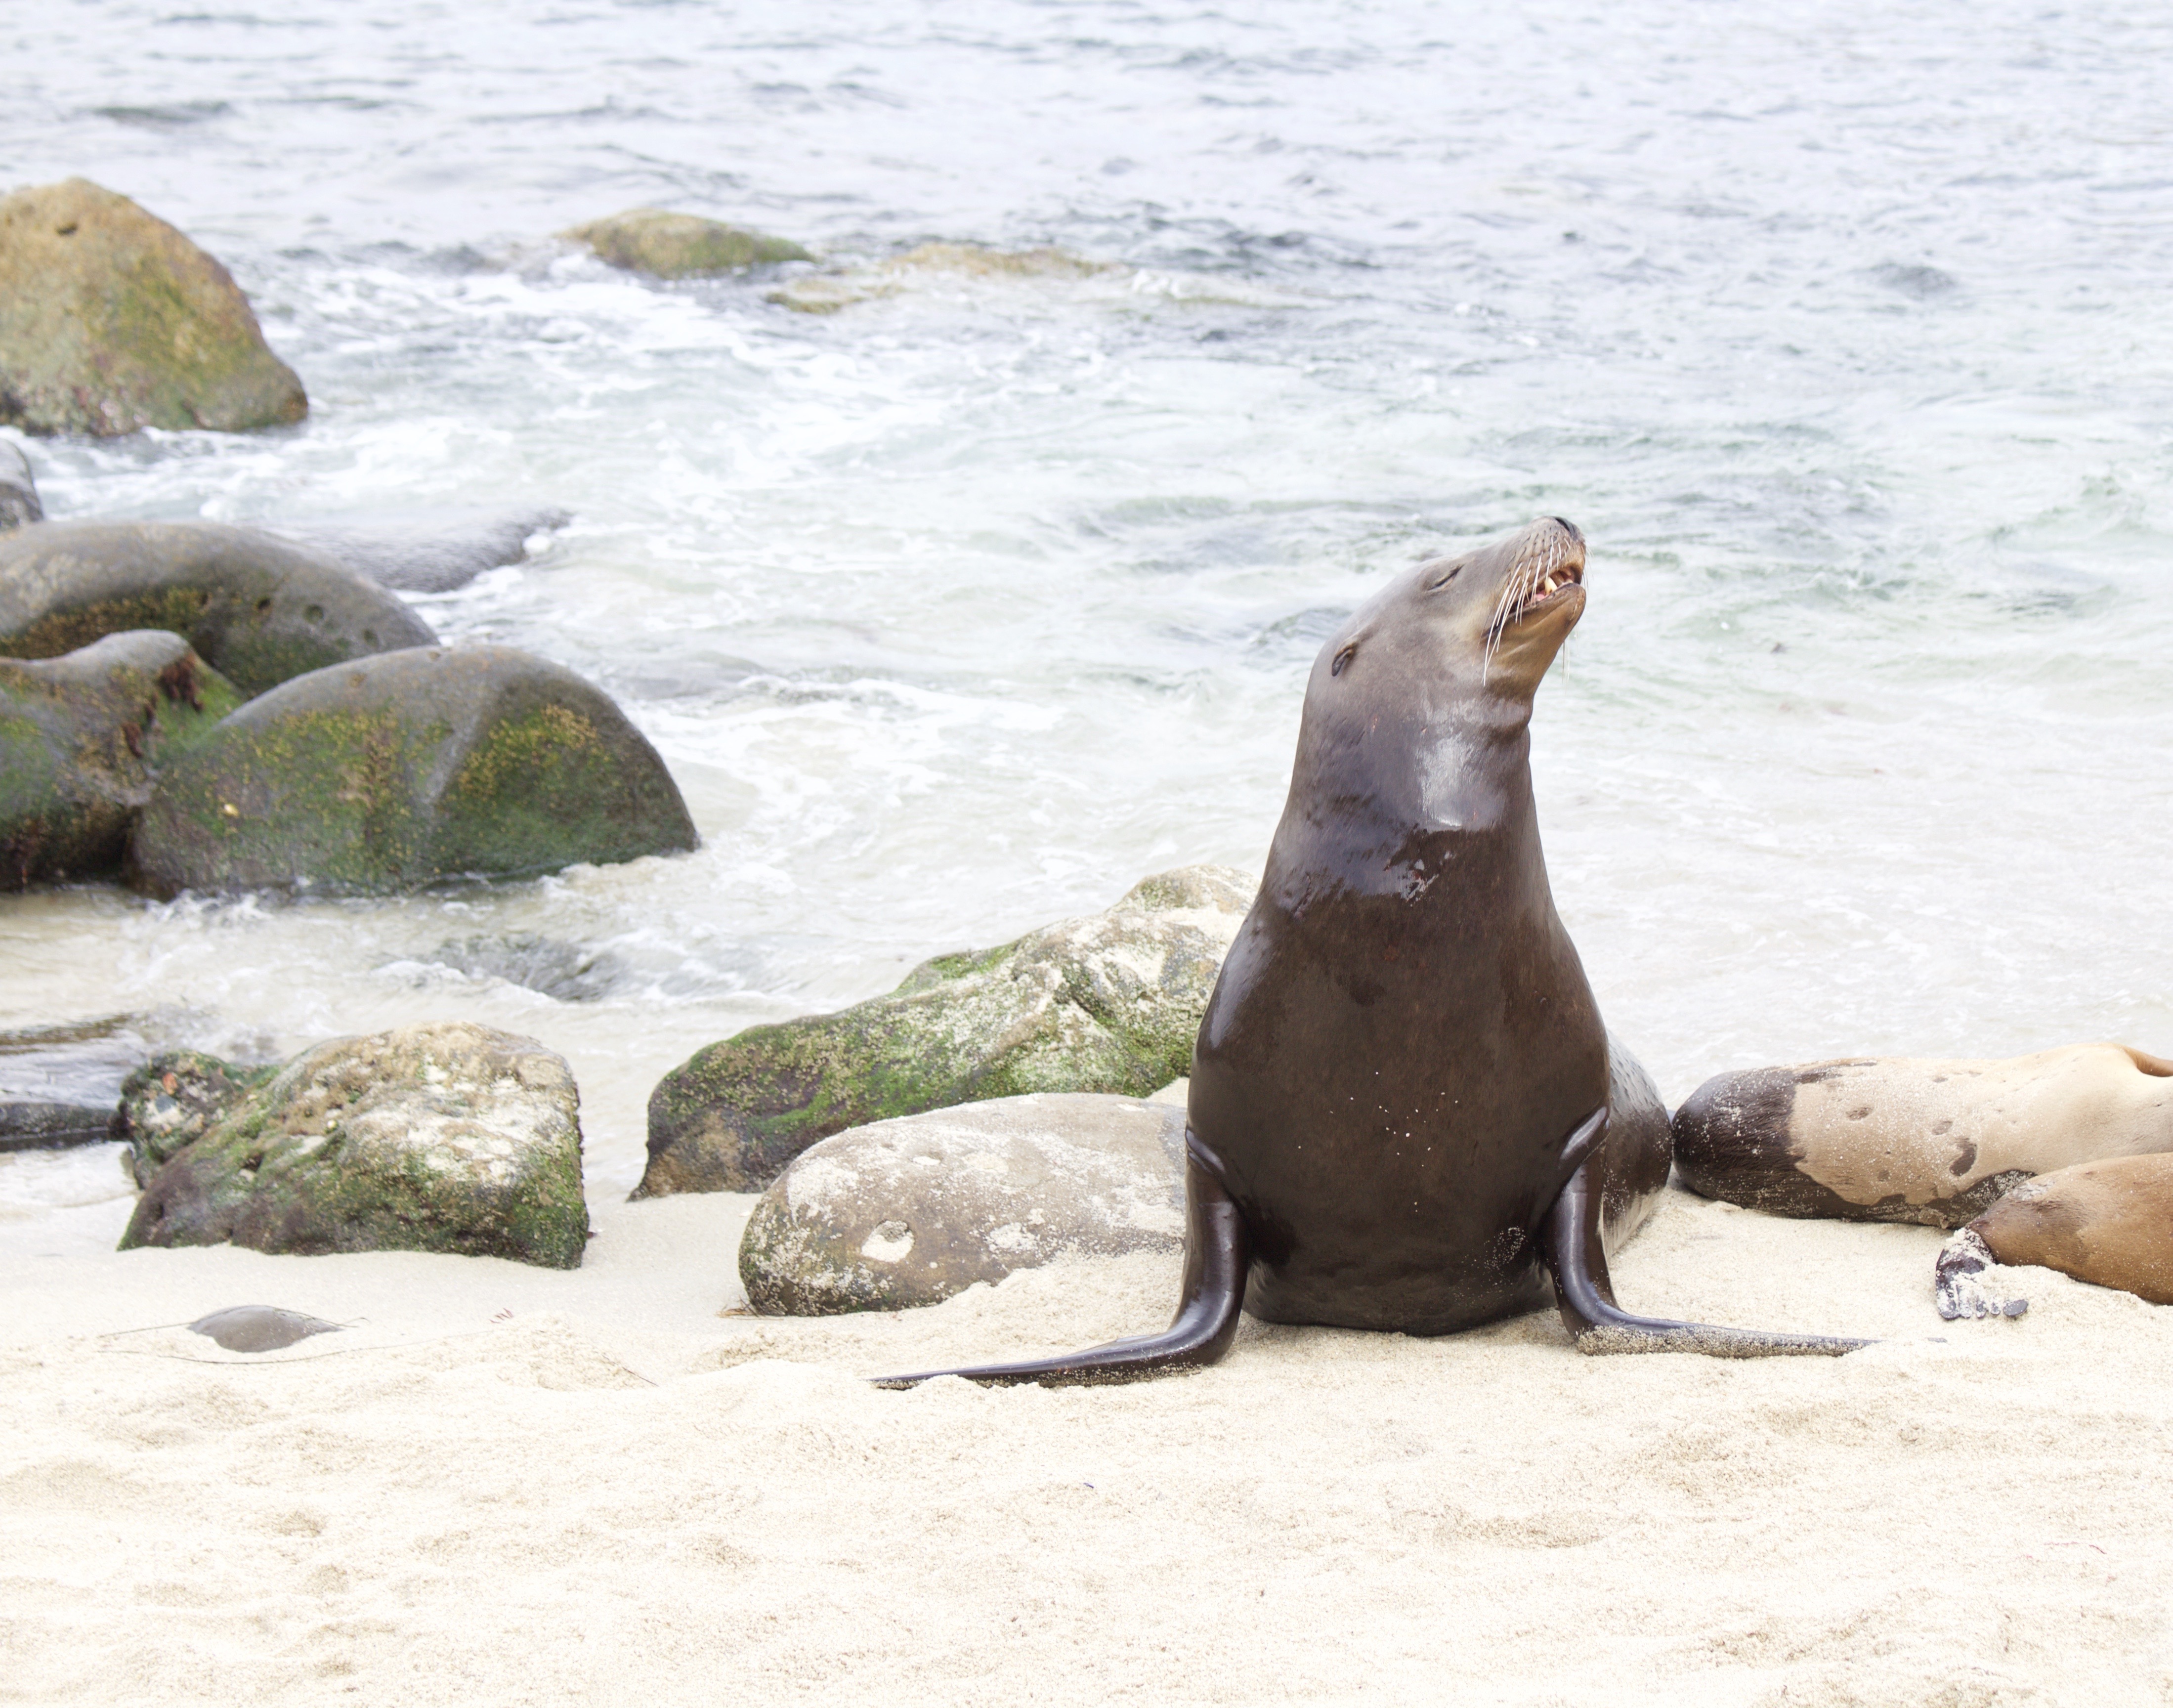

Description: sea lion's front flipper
[871,1148,1251,1389]
[1541,1123,1869,1358]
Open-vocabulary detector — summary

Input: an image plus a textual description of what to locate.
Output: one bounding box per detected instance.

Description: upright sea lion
[881,518,1863,1386]
[1675,1045,2173,1228]
[1935,1153,2173,1318]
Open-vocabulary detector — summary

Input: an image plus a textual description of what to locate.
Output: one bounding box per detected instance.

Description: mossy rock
[0,177,306,436]
[120,1021,589,1268]
[562,208,811,278]
[127,642,699,897]
[638,864,1253,1196]
[114,1047,276,1185]
[0,630,243,888]
[0,520,438,696]
[740,1093,1187,1316]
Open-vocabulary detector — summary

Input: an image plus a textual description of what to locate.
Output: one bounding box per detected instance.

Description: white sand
[4,1148,2168,1706]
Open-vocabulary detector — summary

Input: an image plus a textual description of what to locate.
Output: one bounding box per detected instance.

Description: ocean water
[3,1,2169,1206]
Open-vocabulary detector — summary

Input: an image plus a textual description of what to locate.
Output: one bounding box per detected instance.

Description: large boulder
[267,505,572,594]
[562,208,811,278]
[0,178,306,437]
[120,1021,590,1268]
[0,521,438,695]
[739,1093,1186,1315]
[0,630,242,887]
[0,440,40,529]
[127,643,699,897]
[114,1047,274,1185]
[638,864,1252,1196]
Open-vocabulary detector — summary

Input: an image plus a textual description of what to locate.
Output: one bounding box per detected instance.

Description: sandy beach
[5,1137,2167,1706]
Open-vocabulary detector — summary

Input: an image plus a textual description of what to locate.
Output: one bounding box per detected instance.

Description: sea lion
[1935,1153,2173,1318]
[1676,1045,2173,1229]
[880,517,1862,1386]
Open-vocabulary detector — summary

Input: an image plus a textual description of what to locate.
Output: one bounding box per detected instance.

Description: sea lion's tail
[870,1146,1250,1389]
[1544,1124,1871,1358]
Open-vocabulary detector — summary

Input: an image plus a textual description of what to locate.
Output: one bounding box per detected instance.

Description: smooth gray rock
[0,521,437,696]
[122,1021,591,1269]
[739,1092,1187,1315]
[268,506,572,594]
[0,441,39,529]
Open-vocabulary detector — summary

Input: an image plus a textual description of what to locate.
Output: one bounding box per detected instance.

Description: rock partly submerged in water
[128,643,699,897]
[0,441,41,529]
[739,1092,1186,1316]
[638,864,1251,1197]
[115,1047,275,1185]
[121,1021,590,1269]
[0,178,307,437]
[0,1015,167,1153]
[0,630,243,888]
[562,208,811,278]
[0,521,437,696]
[266,505,572,594]
[768,241,1120,314]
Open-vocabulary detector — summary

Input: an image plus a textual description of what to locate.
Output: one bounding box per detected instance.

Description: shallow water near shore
[3,1,2171,1222]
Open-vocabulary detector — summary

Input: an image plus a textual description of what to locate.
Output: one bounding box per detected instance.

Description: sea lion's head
[1316,515,1587,713]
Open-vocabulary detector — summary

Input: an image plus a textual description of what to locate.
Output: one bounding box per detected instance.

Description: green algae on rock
[562,208,811,278]
[0,630,243,888]
[115,1047,277,1186]
[0,178,307,436]
[127,643,699,897]
[0,521,438,696]
[638,864,1252,1197]
[120,1022,589,1269]
[739,1093,1187,1316]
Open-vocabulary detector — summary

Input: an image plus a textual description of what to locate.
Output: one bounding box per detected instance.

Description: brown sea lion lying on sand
[1935,1154,2173,1318]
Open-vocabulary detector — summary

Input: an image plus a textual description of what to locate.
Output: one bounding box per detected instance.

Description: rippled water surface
[4,2,2170,1201]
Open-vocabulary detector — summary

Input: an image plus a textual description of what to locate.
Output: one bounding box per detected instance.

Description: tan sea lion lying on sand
[1935,1154,2173,1318]
[1674,1044,2173,1229]
[1675,1044,2173,1313]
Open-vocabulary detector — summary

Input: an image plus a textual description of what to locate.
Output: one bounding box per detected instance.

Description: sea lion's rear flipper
[1541,1127,1869,1358]
[871,1149,1251,1389]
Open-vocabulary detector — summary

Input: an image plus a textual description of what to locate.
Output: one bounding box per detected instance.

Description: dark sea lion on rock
[882,518,1864,1386]
[1676,1045,2173,1229]
[1935,1153,2173,1319]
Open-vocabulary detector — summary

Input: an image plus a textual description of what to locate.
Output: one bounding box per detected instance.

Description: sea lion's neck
[1267,697,1543,903]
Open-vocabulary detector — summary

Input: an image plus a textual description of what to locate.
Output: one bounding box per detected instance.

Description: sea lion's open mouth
[1495,518,1588,632]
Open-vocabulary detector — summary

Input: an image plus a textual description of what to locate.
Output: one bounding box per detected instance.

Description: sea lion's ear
[1331,643,1357,677]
